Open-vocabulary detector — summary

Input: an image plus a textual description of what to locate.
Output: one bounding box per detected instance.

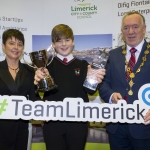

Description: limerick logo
[0,99,8,115]
[71,0,98,19]
[138,84,150,106]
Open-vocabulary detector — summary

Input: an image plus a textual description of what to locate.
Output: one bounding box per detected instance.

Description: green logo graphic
[71,0,98,19]
[0,99,8,115]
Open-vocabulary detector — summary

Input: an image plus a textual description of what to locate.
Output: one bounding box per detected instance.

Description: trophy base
[83,78,98,91]
[36,85,58,92]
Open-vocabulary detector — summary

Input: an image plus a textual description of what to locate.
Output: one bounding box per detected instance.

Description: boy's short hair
[52,24,74,43]
[2,29,25,45]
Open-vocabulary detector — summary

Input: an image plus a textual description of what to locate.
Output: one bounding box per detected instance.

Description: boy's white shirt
[56,53,74,62]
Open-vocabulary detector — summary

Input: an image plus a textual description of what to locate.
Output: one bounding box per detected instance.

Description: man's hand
[112,93,122,104]
[144,110,150,125]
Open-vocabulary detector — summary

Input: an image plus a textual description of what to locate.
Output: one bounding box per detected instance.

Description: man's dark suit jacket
[99,40,150,139]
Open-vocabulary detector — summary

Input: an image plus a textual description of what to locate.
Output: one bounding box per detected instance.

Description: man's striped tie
[126,47,137,82]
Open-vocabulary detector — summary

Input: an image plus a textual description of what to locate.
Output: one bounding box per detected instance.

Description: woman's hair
[2,29,25,45]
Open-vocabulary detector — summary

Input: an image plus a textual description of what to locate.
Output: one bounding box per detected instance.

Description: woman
[0,29,37,150]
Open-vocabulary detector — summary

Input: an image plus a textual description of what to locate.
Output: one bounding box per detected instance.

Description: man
[99,11,150,150]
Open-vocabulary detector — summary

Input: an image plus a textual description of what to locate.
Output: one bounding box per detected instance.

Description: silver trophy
[23,45,58,92]
[83,49,109,90]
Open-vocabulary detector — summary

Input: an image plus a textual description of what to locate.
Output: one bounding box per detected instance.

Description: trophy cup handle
[46,45,56,66]
[23,52,37,68]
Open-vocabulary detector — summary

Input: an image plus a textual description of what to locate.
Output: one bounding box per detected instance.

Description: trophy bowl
[23,49,58,92]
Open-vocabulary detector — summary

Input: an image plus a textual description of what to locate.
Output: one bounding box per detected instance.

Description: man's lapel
[133,41,148,72]
[118,47,127,87]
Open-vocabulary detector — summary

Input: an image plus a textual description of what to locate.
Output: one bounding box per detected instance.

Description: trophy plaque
[83,49,109,90]
[23,48,58,92]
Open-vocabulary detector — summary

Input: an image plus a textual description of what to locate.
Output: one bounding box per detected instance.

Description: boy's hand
[34,68,50,85]
[87,65,105,83]
[95,68,106,83]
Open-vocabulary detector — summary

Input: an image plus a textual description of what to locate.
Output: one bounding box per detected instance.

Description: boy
[34,24,105,150]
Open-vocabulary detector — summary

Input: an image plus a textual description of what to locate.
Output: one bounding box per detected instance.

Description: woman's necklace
[8,66,19,74]
[122,43,150,95]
